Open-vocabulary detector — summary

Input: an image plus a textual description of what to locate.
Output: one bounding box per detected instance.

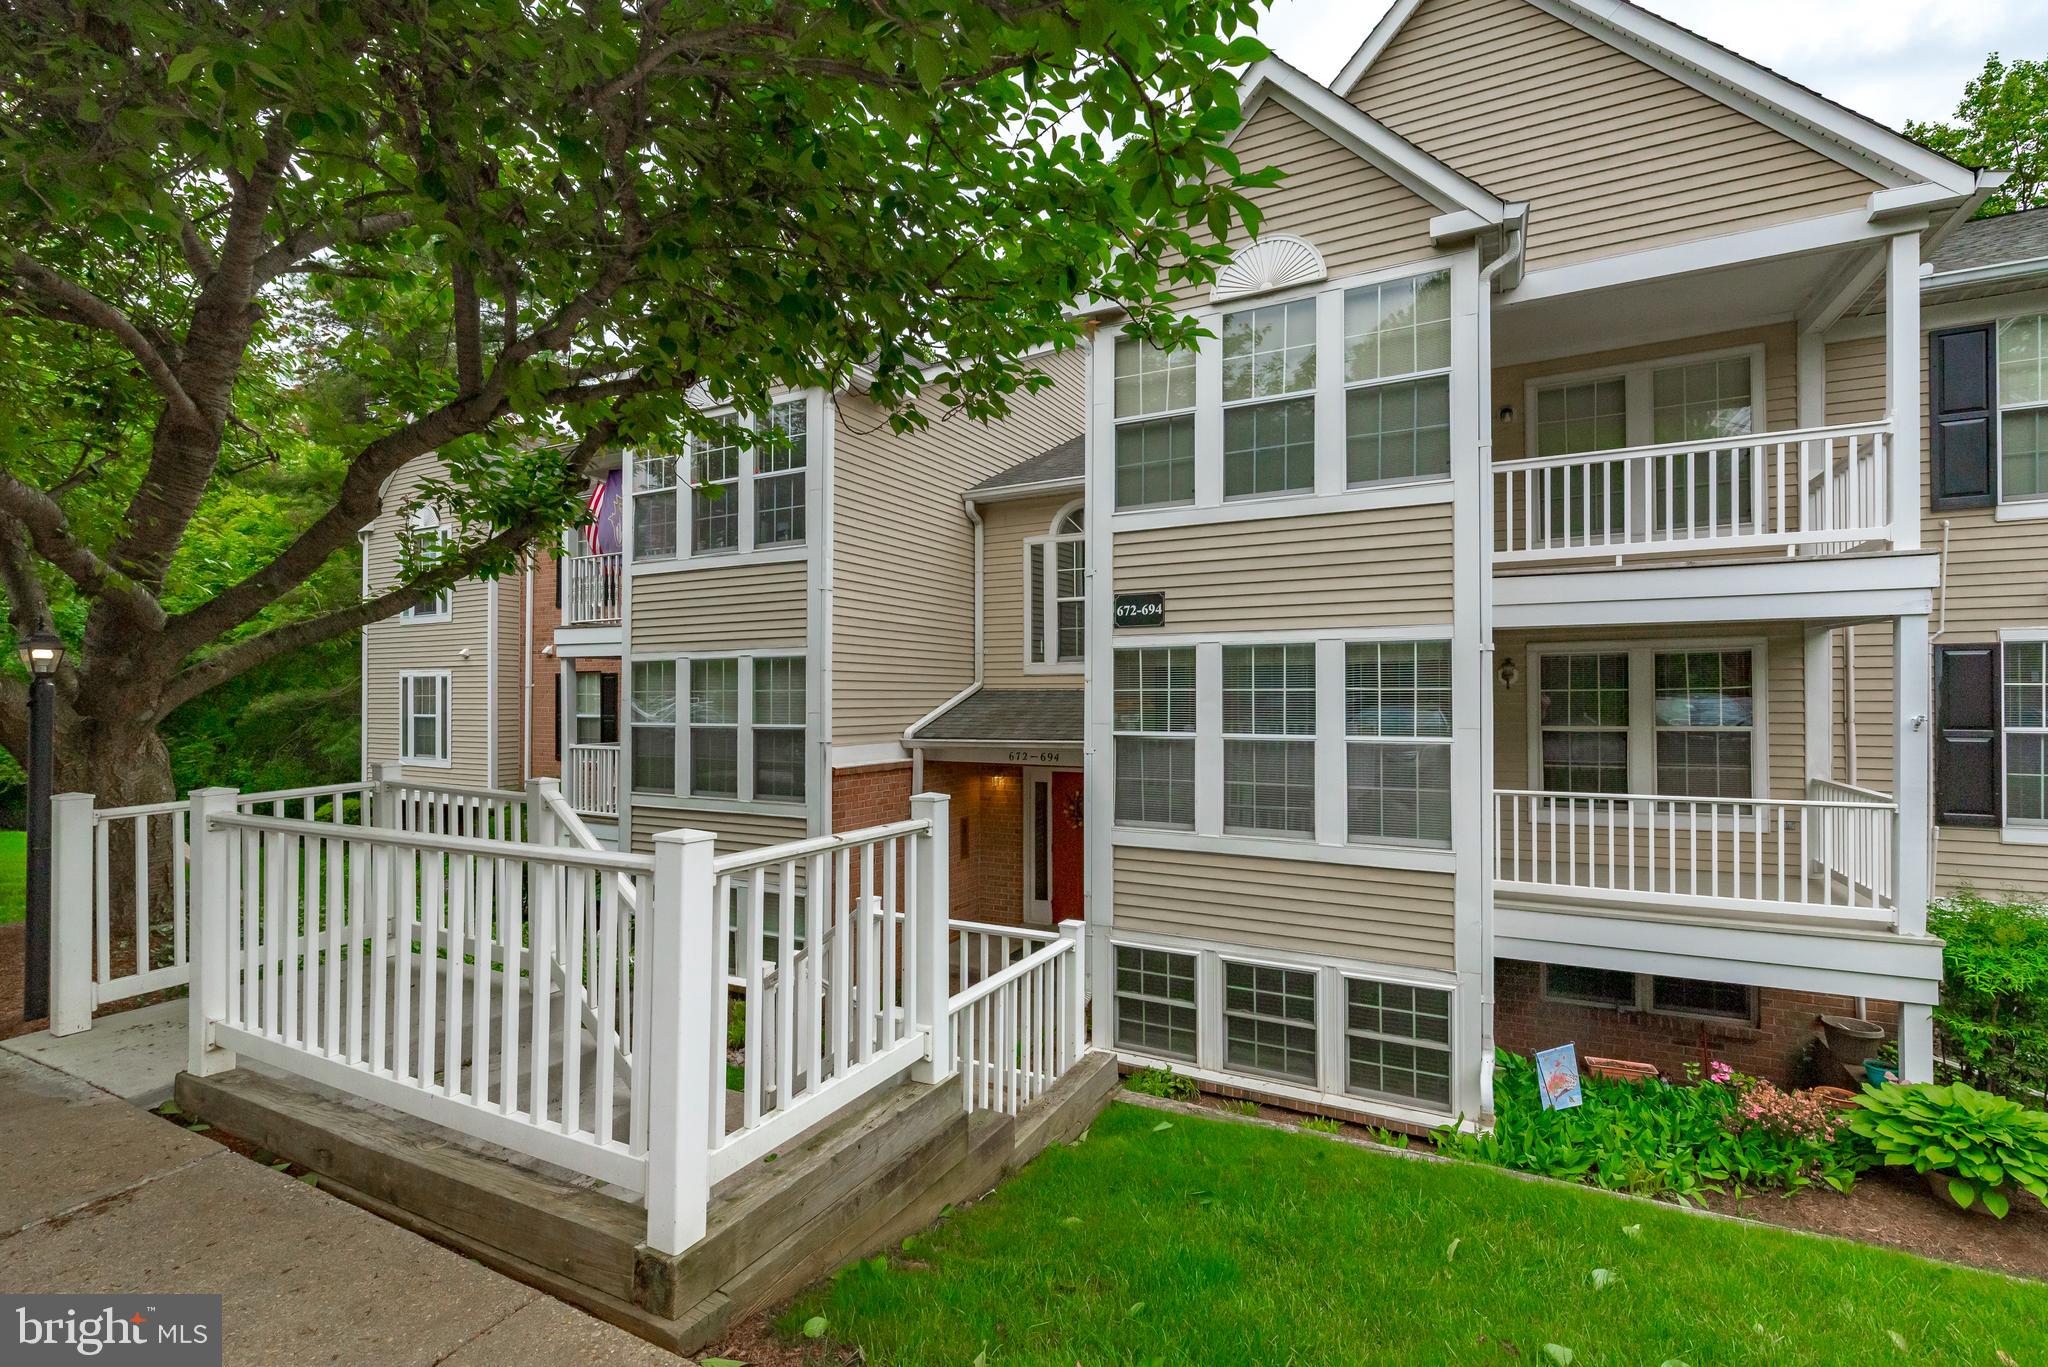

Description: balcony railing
[566,743,620,816]
[564,552,622,625]
[1493,421,1894,568]
[1493,782,1897,923]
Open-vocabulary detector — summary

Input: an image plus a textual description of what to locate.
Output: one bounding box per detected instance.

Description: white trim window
[751,656,807,801]
[1999,314,2048,503]
[1025,502,1086,669]
[1345,977,1451,1107]
[2007,640,2048,824]
[689,658,741,796]
[1222,959,1318,1083]
[1343,270,1451,487]
[1113,944,1198,1061]
[1112,338,1196,509]
[690,430,744,556]
[1221,298,1318,499]
[755,398,808,547]
[398,508,453,622]
[631,452,680,560]
[1533,643,1763,799]
[398,671,451,765]
[1223,644,1316,836]
[1345,641,1452,846]
[630,660,678,793]
[1113,647,1195,829]
[574,672,607,745]
[1652,650,1755,798]
[1537,652,1631,794]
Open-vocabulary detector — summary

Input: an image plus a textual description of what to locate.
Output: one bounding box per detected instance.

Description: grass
[0,831,22,925]
[784,1102,2048,1366]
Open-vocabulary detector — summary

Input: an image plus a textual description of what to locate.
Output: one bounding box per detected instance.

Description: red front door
[1050,771,1085,923]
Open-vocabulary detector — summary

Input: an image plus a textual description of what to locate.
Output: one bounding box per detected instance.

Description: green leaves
[1852,1078,2048,1218]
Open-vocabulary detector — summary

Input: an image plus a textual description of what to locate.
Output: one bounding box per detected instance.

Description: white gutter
[521,557,534,783]
[1922,256,2048,293]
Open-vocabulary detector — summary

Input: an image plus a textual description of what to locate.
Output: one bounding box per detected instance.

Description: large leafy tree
[0,1,1272,805]
[1908,52,2047,217]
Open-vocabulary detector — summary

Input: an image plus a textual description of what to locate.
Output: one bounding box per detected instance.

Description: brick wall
[526,551,622,780]
[1493,958,1900,1088]
[830,759,1026,925]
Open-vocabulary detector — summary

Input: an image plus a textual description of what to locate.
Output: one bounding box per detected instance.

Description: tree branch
[5,253,204,428]
[253,210,414,284]
[0,469,160,623]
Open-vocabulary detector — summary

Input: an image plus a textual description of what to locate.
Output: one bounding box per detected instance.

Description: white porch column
[1892,613,1932,939]
[48,792,96,1037]
[1803,627,1835,784]
[371,758,404,830]
[185,787,240,1077]
[644,826,718,1256]
[1057,919,1087,1070]
[1884,231,1922,551]
[908,791,954,1084]
[1898,1002,1935,1084]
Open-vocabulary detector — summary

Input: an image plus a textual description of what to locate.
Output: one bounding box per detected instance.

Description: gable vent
[1210,235,1327,304]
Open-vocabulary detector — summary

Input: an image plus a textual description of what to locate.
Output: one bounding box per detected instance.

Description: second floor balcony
[564,551,623,626]
[1492,420,1897,571]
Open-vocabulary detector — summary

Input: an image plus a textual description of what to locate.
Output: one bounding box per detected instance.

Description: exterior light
[1498,657,1520,691]
[17,629,64,677]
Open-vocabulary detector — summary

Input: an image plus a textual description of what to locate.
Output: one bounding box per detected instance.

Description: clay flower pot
[1924,1171,2005,1218]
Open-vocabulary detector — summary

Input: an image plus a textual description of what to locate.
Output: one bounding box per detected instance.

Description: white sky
[1257,0,2048,131]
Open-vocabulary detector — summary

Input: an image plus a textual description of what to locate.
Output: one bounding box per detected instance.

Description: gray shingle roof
[1931,207,2048,275]
[911,688,1083,744]
[968,435,1083,496]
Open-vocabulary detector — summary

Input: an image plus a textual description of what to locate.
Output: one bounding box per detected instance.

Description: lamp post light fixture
[18,629,64,1022]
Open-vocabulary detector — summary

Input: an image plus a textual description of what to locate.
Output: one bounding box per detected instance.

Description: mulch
[0,919,184,1042]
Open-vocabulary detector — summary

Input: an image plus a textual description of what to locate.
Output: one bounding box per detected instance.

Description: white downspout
[1475,219,1524,1121]
[909,494,986,793]
[522,557,534,783]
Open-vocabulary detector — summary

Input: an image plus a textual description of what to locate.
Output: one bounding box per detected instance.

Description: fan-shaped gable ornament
[1209,235,1327,304]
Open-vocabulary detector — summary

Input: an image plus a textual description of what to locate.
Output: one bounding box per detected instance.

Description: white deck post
[644,827,717,1257]
[1803,627,1835,785]
[1898,1002,1935,1083]
[371,758,404,830]
[1057,919,1087,1070]
[48,793,96,1037]
[527,776,562,847]
[186,787,239,1077]
[1884,230,1921,551]
[909,792,953,1084]
[1893,613,1932,939]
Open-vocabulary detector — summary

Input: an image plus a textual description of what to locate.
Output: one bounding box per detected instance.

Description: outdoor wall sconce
[1498,657,1520,690]
[1498,404,1515,424]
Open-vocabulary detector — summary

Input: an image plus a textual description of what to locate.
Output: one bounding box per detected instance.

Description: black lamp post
[18,629,63,1022]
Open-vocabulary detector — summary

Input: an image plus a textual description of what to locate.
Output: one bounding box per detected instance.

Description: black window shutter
[599,672,619,744]
[552,673,562,761]
[1930,324,1997,510]
[1935,642,2001,826]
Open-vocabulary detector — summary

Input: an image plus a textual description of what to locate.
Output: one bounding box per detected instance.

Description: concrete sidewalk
[0,1051,685,1365]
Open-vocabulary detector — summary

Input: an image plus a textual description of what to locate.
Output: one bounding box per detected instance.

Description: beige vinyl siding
[831,348,1084,746]
[1112,504,1453,634]
[1113,845,1454,971]
[496,572,525,787]
[1493,623,1807,801]
[631,560,808,653]
[627,804,807,858]
[980,492,1081,689]
[1347,0,1881,271]
[1212,97,1446,289]
[362,457,497,787]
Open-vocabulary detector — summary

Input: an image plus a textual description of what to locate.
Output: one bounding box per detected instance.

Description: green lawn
[0,831,22,925]
[785,1102,2048,1366]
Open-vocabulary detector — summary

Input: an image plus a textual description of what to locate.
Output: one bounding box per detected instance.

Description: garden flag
[1535,1043,1583,1111]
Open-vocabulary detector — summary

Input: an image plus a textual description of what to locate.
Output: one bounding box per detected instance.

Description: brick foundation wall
[1493,959,1900,1089]
[830,760,1026,926]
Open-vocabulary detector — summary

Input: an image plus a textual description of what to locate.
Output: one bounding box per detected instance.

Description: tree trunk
[57,710,180,986]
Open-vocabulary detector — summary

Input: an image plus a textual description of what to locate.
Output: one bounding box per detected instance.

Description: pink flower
[1708,1060,1735,1085]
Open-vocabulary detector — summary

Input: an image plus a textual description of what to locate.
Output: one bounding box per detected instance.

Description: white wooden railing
[565,744,620,816]
[564,552,622,625]
[950,918,1060,990]
[1493,421,1894,566]
[1492,788,1898,921]
[949,922,1086,1116]
[384,779,527,841]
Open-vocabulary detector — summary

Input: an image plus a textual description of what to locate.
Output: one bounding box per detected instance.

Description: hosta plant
[1851,1081,2048,1217]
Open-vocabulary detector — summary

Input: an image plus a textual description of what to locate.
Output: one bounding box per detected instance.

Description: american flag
[583,475,609,555]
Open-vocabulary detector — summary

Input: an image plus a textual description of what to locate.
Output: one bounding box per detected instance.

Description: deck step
[175,1052,1119,1355]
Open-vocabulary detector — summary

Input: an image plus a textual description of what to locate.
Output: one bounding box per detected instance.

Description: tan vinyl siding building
[831,347,1085,747]
[627,806,807,858]
[1346,0,1880,271]
[631,560,809,654]
[979,491,1083,690]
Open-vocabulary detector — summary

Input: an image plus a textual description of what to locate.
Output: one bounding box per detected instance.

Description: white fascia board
[1232,58,1507,224]
[963,475,1084,506]
[1328,0,1425,98]
[1923,258,2048,294]
[1494,552,1940,630]
[903,680,982,742]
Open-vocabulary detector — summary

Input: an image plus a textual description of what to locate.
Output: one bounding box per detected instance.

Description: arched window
[1026,500,1085,669]
[399,505,452,622]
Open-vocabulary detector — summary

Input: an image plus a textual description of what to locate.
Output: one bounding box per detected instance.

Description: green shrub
[1219,1098,1258,1117]
[1123,1066,1198,1101]
[1851,1081,2048,1218]
[1300,1116,1341,1134]
[1437,1052,1866,1203]
[1928,890,2048,1101]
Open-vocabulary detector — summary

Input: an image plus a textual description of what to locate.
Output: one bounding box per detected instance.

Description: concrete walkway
[1,998,189,1106]
[0,1051,686,1365]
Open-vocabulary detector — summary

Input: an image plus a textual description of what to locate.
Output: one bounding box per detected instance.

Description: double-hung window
[1345,978,1451,1106]
[1113,339,1195,509]
[1536,645,1759,798]
[1113,648,1195,828]
[631,453,679,559]
[2000,315,2048,502]
[1114,945,1198,1061]
[689,659,741,796]
[755,399,807,546]
[1344,271,1451,486]
[1222,960,1318,1083]
[1346,641,1452,846]
[629,661,677,793]
[690,431,743,555]
[573,671,618,745]
[1222,644,1316,835]
[1538,653,1631,794]
[1026,505,1085,668]
[1221,299,1317,498]
[398,510,453,621]
[2008,641,2048,823]
[752,656,807,800]
[1652,650,1754,798]
[399,671,451,764]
